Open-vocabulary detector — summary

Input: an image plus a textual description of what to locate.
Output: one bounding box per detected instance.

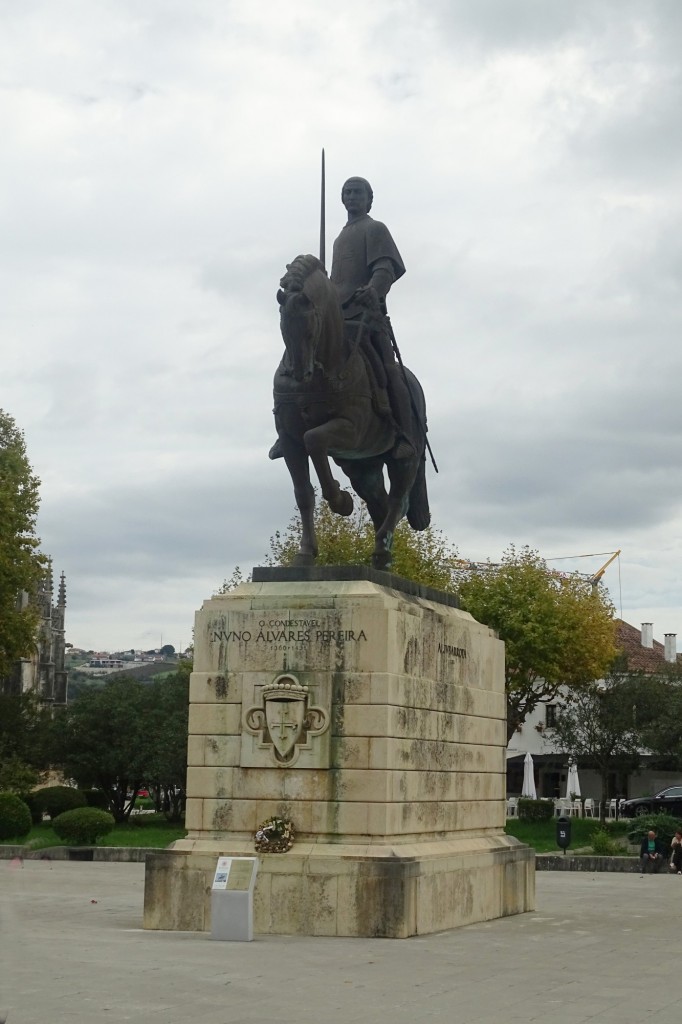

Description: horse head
[277,255,342,381]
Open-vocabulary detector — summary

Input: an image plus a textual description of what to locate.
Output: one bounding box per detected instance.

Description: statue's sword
[319,148,326,269]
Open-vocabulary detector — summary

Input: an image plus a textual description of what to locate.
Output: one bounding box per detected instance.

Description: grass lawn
[505,816,631,853]
[1,813,186,850]
[3,812,636,856]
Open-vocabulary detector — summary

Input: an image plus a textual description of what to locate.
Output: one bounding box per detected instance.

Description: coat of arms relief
[243,674,330,767]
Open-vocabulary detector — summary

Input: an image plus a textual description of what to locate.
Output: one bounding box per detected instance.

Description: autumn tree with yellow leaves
[0,410,46,678]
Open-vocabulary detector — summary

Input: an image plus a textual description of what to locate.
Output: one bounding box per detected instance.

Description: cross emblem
[270,702,299,741]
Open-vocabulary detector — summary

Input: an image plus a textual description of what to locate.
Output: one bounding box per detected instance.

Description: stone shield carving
[244,674,329,767]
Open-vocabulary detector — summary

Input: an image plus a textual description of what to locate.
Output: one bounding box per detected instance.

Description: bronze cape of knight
[271,175,431,570]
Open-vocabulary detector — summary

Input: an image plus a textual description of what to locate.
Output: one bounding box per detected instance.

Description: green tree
[145,664,190,820]
[638,671,682,771]
[0,691,51,771]
[217,566,247,593]
[0,755,39,795]
[549,673,662,821]
[0,410,47,677]
[0,690,50,802]
[50,678,154,822]
[260,500,462,593]
[458,546,617,741]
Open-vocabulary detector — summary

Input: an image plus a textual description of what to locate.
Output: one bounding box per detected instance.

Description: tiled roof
[616,619,681,672]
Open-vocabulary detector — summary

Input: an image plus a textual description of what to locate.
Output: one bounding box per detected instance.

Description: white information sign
[210,857,259,941]
[212,857,232,890]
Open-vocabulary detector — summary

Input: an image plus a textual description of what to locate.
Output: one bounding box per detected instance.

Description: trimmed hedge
[52,807,115,846]
[34,785,87,820]
[0,792,32,840]
[518,798,555,822]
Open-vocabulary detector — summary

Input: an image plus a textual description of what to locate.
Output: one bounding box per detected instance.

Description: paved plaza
[1,859,680,1024]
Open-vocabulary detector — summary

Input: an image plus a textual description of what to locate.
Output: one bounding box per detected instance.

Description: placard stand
[210,856,258,941]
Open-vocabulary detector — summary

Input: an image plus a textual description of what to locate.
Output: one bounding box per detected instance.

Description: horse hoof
[372,552,392,572]
[331,490,353,517]
[293,552,316,567]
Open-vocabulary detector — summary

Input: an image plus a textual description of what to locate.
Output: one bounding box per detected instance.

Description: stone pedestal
[144,567,534,937]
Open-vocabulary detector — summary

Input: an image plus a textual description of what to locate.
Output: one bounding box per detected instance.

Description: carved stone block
[144,571,534,937]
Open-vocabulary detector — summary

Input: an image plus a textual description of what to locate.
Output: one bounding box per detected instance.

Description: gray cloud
[568,72,682,184]
[431,0,602,49]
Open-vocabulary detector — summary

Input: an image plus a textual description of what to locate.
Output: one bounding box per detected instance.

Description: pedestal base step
[144,836,534,938]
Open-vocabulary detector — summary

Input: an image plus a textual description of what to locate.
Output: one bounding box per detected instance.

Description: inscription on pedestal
[210,618,368,648]
[207,608,373,677]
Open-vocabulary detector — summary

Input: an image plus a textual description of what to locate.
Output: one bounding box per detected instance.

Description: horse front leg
[280,435,318,564]
[304,420,354,517]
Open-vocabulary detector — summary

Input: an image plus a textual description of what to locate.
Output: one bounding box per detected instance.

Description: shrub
[0,792,32,840]
[80,789,109,810]
[128,811,174,829]
[52,807,115,846]
[518,798,554,822]
[627,814,682,851]
[590,828,625,856]
[34,785,87,820]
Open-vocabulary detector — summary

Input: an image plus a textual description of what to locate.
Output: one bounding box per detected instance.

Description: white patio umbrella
[521,752,537,799]
[565,759,581,800]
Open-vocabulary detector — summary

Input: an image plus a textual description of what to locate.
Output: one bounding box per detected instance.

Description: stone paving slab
[1,860,680,1024]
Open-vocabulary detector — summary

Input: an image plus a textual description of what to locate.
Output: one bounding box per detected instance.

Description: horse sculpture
[273,254,430,570]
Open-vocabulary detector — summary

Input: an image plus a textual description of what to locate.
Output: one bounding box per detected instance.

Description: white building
[506,620,682,800]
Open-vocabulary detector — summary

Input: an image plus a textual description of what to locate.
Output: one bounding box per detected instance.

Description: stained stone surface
[144,573,534,936]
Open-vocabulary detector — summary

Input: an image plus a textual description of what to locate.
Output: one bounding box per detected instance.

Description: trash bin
[556,816,571,854]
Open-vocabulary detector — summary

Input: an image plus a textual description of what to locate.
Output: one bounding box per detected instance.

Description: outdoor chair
[583,798,596,817]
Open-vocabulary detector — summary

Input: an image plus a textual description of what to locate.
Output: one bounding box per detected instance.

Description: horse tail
[407,453,430,531]
[402,367,431,531]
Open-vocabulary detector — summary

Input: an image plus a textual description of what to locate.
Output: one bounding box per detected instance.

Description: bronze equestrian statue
[270,176,431,571]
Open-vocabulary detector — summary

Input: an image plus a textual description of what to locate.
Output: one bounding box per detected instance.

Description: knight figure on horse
[271,174,432,571]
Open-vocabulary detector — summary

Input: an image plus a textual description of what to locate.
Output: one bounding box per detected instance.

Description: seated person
[640,830,665,874]
[670,830,682,873]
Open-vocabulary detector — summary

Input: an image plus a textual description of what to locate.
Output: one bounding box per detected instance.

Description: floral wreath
[254,816,295,853]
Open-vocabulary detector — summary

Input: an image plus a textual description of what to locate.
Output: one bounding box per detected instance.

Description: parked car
[620,786,682,817]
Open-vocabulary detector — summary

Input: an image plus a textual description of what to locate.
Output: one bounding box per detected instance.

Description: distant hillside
[105,661,180,682]
[67,660,184,699]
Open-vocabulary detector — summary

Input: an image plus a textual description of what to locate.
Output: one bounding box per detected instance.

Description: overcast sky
[3,0,682,652]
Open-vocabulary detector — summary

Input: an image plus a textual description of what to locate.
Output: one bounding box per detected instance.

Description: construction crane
[452,550,621,593]
[546,550,621,593]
